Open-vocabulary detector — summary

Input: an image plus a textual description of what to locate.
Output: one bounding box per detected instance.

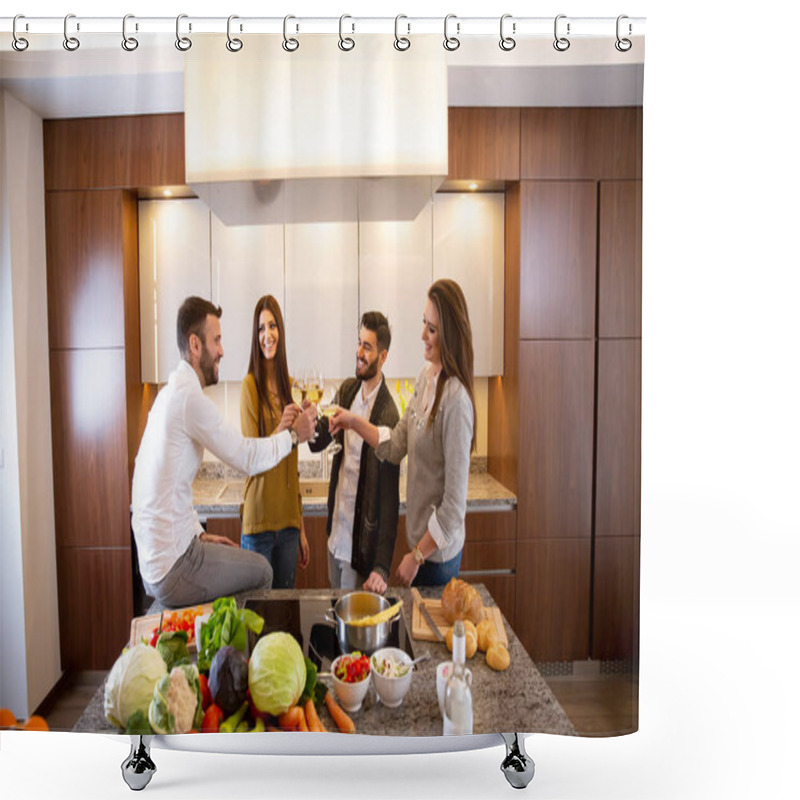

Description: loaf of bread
[440,578,484,625]
[486,642,510,671]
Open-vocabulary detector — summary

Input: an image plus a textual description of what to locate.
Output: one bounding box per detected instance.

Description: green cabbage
[248,632,307,716]
[104,644,167,729]
[148,664,204,734]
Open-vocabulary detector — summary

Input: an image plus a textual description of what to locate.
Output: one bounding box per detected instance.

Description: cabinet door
[211,209,285,382]
[138,199,211,383]
[284,181,358,380]
[519,181,596,340]
[433,193,505,375]
[599,180,642,338]
[359,179,433,379]
[447,107,520,181]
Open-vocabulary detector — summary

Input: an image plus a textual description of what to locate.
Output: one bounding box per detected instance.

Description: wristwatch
[288,428,298,449]
[413,545,425,565]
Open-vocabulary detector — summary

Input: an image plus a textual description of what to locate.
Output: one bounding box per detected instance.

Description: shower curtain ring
[615,15,632,52]
[283,15,299,52]
[553,14,570,51]
[12,14,29,51]
[63,14,80,51]
[176,14,192,51]
[122,14,139,51]
[394,15,411,51]
[226,15,242,51]
[338,14,355,51]
[443,14,460,51]
[499,14,516,51]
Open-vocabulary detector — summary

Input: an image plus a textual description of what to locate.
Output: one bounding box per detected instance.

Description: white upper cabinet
[138,199,211,383]
[433,193,505,376]
[284,180,359,380]
[359,178,434,380]
[210,198,285,383]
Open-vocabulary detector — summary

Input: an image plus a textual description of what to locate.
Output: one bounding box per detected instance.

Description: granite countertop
[193,458,517,517]
[74,585,574,738]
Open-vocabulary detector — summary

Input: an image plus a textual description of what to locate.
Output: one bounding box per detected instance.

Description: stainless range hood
[185,34,448,225]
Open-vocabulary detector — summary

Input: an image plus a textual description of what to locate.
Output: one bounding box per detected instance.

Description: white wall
[0,90,61,717]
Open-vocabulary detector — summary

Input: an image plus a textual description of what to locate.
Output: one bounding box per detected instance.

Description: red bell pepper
[201,704,224,733]
[198,674,212,711]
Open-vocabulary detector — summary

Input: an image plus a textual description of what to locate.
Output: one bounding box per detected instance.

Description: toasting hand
[328,408,355,437]
[276,403,302,433]
[292,404,318,444]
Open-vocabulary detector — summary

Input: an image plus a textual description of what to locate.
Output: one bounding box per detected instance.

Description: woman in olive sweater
[331,279,476,586]
[239,295,309,588]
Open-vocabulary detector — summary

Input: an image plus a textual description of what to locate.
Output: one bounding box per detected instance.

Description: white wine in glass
[319,384,342,454]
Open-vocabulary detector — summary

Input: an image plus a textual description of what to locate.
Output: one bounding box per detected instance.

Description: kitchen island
[74,585,574,737]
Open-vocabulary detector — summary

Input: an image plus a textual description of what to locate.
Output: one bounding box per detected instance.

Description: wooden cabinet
[138,199,211,383]
[211,209,285,382]
[599,180,643,338]
[519,181,597,340]
[295,516,332,590]
[520,107,642,180]
[447,107,520,180]
[45,191,127,350]
[595,340,641,539]
[205,517,241,546]
[517,341,594,540]
[284,180,359,380]
[359,179,433,379]
[592,536,640,661]
[515,538,591,662]
[433,193,505,375]
[56,547,132,670]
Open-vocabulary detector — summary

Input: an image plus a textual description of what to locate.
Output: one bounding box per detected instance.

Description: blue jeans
[241,527,300,589]
[412,550,463,587]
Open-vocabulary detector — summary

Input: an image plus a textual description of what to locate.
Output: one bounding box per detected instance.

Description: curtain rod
[2,15,646,38]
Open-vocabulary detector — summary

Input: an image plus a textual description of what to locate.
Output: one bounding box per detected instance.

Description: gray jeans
[327,549,367,590]
[144,536,273,608]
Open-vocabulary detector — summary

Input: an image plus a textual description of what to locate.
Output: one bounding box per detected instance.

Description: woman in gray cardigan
[330,279,476,586]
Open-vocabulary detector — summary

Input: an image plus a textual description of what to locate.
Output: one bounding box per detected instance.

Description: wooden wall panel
[43,113,185,191]
[448,107,520,180]
[488,183,520,493]
[49,349,131,548]
[517,341,594,540]
[461,540,515,571]
[521,107,643,180]
[45,191,127,350]
[599,180,643,338]
[295,516,332,590]
[56,547,133,670]
[595,340,641,539]
[464,509,517,543]
[205,517,241,546]
[515,538,591,661]
[592,536,640,661]
[519,181,597,340]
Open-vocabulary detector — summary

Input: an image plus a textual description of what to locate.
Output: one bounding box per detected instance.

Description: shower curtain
[0,15,643,742]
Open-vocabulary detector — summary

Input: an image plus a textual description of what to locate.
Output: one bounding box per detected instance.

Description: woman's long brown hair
[247,295,292,437]
[427,279,477,451]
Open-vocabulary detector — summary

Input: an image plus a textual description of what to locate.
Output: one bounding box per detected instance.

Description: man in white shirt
[309,312,400,593]
[131,296,316,608]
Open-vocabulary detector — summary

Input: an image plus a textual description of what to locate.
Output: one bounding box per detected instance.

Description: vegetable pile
[107,596,359,736]
[148,606,205,647]
[334,652,371,683]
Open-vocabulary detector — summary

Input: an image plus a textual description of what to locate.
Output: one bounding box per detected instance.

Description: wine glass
[319,383,342,455]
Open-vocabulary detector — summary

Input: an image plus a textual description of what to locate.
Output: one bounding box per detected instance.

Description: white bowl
[330,654,371,712]
[371,647,413,708]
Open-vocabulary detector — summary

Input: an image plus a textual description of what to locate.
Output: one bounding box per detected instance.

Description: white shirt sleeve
[183,389,292,475]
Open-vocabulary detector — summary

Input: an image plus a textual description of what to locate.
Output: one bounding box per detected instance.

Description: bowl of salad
[371,647,413,708]
[330,652,372,712]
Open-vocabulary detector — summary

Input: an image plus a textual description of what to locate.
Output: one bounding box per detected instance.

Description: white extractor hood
[184,34,448,225]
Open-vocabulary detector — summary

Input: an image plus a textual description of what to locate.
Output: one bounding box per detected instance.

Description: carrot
[278,706,303,730]
[324,692,355,734]
[296,706,308,732]
[305,699,326,732]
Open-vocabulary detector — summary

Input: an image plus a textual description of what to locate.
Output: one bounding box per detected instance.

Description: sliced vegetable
[334,652,370,683]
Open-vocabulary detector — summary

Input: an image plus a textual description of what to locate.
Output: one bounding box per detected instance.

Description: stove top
[244,596,414,672]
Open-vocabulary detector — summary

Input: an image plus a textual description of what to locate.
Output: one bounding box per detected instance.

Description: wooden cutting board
[128,603,214,649]
[411,598,508,646]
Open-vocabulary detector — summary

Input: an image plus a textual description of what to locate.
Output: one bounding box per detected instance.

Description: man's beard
[356,355,379,382]
[199,343,219,386]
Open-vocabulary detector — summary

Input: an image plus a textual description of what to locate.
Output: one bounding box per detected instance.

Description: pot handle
[324,609,337,626]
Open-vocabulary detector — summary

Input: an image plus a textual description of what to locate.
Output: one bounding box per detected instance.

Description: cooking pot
[324,592,400,655]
